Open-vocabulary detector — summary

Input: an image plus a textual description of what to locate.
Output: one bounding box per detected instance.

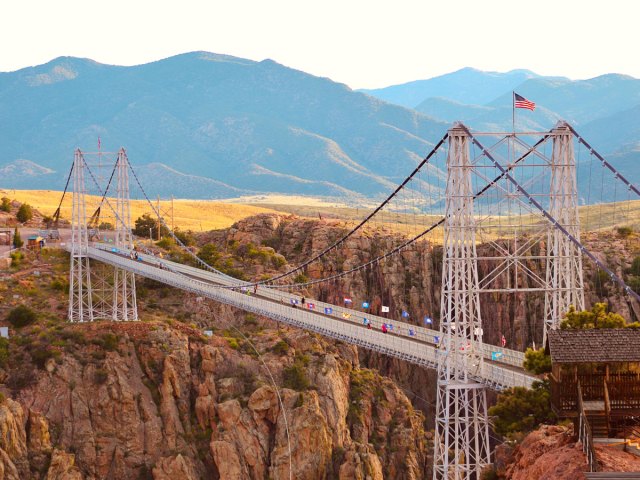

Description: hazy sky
[1,0,637,89]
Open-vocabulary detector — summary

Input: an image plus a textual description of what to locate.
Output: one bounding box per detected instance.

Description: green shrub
[488,380,555,437]
[523,348,551,374]
[283,362,310,391]
[271,254,286,269]
[31,345,58,368]
[628,276,640,295]
[133,214,168,239]
[50,278,69,291]
[198,244,221,266]
[12,227,23,249]
[16,204,33,223]
[630,257,640,277]
[0,338,9,368]
[174,229,195,246]
[101,333,119,351]
[293,273,309,284]
[560,303,625,329]
[0,197,11,213]
[272,340,290,355]
[9,251,23,266]
[98,222,114,231]
[617,226,633,237]
[155,236,174,249]
[6,305,37,328]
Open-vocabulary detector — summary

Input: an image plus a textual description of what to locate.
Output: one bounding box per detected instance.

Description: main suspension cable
[461,124,640,303]
[264,131,553,290]
[52,162,75,226]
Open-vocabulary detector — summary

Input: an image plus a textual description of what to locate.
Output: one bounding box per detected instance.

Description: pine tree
[12,227,22,249]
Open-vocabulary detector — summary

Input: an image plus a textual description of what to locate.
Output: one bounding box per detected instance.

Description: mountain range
[0,53,637,200]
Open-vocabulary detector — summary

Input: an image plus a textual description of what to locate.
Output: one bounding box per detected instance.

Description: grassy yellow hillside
[0,189,281,231]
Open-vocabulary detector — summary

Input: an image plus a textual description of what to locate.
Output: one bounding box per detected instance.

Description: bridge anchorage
[62,121,639,480]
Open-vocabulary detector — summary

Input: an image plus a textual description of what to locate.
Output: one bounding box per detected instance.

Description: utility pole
[156,195,161,241]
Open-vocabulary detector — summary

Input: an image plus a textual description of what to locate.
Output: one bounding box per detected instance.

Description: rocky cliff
[204,214,639,422]
[495,424,640,479]
[0,213,637,479]
[0,265,430,480]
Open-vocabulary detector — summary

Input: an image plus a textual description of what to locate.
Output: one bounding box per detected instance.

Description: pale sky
[1,0,638,89]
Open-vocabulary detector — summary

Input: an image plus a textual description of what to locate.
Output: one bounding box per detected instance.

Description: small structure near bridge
[27,235,45,250]
[549,328,640,437]
[548,328,640,472]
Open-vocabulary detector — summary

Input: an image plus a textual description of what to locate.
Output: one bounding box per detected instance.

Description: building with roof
[547,328,640,439]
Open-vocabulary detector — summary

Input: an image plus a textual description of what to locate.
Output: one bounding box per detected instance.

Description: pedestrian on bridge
[381,323,388,334]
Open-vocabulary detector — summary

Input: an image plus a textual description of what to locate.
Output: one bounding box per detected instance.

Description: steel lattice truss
[68,149,138,322]
[433,126,490,480]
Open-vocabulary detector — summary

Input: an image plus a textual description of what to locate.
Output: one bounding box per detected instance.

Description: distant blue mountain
[0,54,637,200]
[408,74,640,153]
[0,52,447,198]
[359,68,542,108]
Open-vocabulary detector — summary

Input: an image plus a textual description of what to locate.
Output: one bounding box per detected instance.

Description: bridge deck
[80,244,536,390]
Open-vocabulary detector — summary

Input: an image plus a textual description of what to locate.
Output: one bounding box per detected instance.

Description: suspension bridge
[51,121,639,479]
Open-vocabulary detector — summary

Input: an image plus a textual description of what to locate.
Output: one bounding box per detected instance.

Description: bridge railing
[94,242,526,369]
[87,245,536,390]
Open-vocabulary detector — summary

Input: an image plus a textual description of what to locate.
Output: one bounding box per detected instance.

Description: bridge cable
[568,125,640,198]
[125,159,236,279]
[263,132,553,289]
[79,157,293,477]
[460,124,640,303]
[88,157,119,228]
[52,162,75,227]
[124,133,450,285]
[258,132,450,285]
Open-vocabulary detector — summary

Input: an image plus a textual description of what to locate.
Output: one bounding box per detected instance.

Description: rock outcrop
[498,424,640,479]
[3,319,428,479]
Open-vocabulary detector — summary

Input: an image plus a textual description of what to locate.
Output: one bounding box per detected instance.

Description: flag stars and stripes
[514,93,535,111]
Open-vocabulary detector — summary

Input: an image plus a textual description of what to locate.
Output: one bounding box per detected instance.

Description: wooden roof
[547,329,640,364]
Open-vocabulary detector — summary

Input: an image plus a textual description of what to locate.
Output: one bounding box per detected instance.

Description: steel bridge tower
[433,124,490,480]
[112,149,138,321]
[68,150,94,322]
[543,122,584,343]
[68,148,138,322]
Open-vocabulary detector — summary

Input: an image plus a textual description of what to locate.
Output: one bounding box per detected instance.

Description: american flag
[514,93,535,111]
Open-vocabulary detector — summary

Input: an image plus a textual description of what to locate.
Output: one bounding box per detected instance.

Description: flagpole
[512,91,515,134]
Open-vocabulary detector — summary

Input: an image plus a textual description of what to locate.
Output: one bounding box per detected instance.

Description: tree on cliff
[523,348,551,374]
[560,303,625,329]
[0,197,11,212]
[12,227,22,248]
[133,213,168,239]
[16,203,33,223]
[6,305,37,328]
[489,380,555,438]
